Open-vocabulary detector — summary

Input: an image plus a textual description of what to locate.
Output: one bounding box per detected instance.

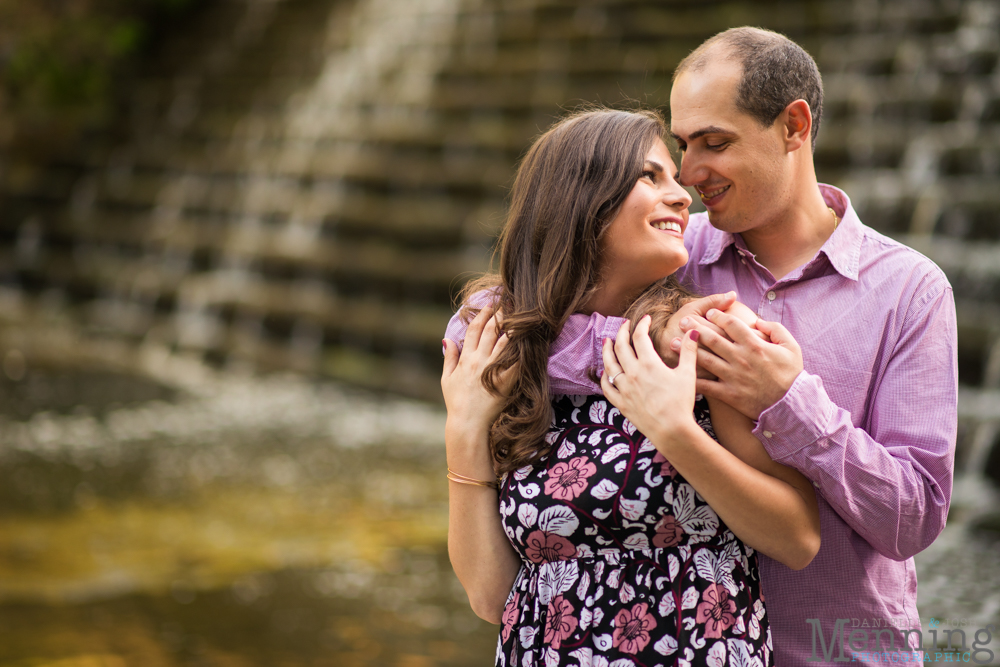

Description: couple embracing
[441,27,957,666]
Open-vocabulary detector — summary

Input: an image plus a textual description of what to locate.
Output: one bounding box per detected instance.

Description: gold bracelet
[447,468,499,489]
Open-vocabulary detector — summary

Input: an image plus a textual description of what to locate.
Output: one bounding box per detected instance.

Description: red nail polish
[689,330,700,342]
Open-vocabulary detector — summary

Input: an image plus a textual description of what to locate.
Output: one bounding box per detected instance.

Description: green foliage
[0,0,201,157]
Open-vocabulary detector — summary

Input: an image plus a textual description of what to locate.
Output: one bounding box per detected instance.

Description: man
[548,28,957,663]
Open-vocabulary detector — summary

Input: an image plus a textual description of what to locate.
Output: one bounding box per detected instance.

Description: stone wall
[1,0,998,476]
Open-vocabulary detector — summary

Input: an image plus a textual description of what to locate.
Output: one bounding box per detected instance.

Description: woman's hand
[441,306,523,623]
[441,307,514,439]
[600,315,702,453]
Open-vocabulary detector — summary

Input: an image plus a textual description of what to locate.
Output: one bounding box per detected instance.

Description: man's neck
[740,185,834,281]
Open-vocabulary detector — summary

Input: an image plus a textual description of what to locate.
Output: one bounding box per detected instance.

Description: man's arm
[444,291,625,395]
[685,285,957,561]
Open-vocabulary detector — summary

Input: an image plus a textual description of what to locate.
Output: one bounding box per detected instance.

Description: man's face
[670,57,790,234]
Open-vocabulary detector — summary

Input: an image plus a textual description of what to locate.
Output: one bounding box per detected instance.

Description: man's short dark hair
[674,27,824,151]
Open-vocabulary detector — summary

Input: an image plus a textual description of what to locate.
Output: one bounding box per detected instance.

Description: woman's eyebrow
[644,160,665,173]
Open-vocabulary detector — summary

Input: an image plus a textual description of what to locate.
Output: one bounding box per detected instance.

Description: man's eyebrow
[669,126,735,142]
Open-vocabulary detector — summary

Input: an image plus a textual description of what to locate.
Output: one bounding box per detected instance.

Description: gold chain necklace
[828,206,840,230]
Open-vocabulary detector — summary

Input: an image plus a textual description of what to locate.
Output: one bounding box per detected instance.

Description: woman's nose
[664,181,692,209]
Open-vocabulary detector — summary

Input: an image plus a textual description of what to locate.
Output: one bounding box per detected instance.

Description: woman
[441,108,819,666]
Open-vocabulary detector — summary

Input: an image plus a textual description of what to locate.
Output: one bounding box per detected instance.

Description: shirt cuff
[593,316,628,377]
[753,370,835,462]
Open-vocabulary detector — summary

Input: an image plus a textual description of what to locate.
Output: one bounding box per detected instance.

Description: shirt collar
[697,183,863,282]
[817,184,863,281]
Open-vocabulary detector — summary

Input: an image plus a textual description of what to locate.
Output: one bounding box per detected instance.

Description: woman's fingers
[601,337,624,395]
[614,319,639,373]
[630,315,660,362]
[479,313,501,353]
[676,329,700,381]
[464,306,495,354]
[489,332,510,362]
[442,339,460,379]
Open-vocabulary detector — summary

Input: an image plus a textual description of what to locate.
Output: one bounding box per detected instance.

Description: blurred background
[0,0,998,664]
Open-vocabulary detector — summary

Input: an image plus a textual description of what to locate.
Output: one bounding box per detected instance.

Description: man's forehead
[669,60,744,139]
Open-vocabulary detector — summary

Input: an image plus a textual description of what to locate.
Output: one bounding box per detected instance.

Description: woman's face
[598,138,692,295]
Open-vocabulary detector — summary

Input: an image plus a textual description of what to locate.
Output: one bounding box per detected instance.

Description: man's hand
[671,309,804,420]
[653,292,739,370]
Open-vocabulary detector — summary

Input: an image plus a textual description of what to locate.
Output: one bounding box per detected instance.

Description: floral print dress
[496,394,772,667]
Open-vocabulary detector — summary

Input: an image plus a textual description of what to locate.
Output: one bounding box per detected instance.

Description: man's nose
[678,154,704,187]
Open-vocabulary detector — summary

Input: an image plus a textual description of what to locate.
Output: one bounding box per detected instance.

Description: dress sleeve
[754,282,957,560]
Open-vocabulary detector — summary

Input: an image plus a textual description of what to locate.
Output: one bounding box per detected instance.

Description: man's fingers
[677,314,728,340]
[694,347,728,378]
[705,308,761,346]
[755,319,797,349]
[683,291,738,318]
[684,320,736,361]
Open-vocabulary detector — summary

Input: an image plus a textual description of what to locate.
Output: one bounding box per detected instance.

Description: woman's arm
[705,397,820,569]
[441,307,521,623]
[602,317,820,570]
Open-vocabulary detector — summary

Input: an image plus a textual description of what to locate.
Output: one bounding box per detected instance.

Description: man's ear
[782,99,812,153]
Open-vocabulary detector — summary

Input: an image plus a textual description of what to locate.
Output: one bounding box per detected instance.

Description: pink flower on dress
[652,515,686,548]
[543,595,578,649]
[544,456,597,500]
[651,451,678,479]
[501,592,520,643]
[612,601,657,654]
[524,530,577,563]
[696,584,738,638]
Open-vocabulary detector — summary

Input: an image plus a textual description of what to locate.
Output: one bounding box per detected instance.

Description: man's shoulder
[860,224,951,287]
[855,222,953,302]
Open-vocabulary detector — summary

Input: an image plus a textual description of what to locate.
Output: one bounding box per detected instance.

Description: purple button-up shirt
[445,185,957,663]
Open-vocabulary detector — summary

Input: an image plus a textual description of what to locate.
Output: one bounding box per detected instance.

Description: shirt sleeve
[443,299,627,396]
[754,283,957,561]
[548,313,628,395]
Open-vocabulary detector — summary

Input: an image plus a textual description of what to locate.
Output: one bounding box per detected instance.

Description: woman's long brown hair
[459,108,691,476]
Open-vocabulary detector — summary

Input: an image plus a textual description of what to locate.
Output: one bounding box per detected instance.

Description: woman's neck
[579,281,639,317]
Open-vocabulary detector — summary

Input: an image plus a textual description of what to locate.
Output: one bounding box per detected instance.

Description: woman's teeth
[651,221,682,233]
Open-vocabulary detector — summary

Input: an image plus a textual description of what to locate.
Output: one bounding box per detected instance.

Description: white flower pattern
[495,394,771,666]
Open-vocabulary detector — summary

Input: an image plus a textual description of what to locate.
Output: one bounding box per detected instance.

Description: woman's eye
[642,170,656,180]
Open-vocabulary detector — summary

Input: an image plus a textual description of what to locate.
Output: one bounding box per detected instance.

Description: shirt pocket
[806,363,873,425]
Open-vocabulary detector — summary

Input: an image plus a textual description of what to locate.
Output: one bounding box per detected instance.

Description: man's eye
[707,142,727,151]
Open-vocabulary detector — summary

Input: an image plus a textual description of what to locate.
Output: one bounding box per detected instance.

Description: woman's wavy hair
[460,107,692,476]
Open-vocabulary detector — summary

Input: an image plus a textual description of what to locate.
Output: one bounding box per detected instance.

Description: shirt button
[767,291,776,301]
[763,430,773,438]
